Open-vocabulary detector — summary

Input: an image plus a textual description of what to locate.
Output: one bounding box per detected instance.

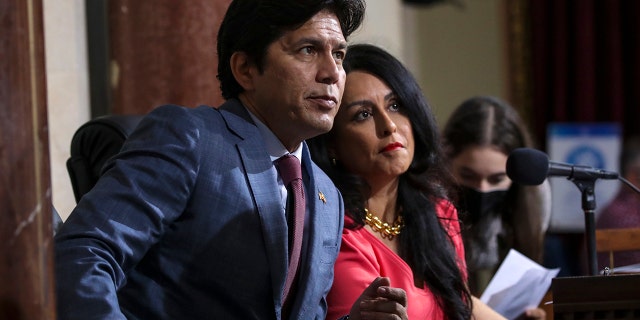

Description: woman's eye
[489,176,507,185]
[389,103,400,112]
[354,109,372,121]
[459,173,476,183]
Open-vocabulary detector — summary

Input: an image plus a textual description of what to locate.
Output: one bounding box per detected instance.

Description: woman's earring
[331,158,337,166]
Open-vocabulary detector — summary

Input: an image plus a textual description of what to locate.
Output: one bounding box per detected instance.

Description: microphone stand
[568,178,598,276]
[567,172,640,276]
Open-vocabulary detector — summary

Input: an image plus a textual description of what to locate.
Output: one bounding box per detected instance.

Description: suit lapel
[237,141,289,302]
[219,100,290,310]
[291,143,326,316]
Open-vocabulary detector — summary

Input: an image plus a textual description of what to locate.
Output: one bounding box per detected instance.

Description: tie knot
[275,154,302,186]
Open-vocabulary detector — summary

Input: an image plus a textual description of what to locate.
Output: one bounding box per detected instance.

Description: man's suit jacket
[54,99,345,319]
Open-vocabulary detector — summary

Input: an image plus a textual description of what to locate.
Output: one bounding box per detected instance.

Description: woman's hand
[348,277,408,320]
[470,296,545,320]
[515,307,546,320]
[470,296,507,320]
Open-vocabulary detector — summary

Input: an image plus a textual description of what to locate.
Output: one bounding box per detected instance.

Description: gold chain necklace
[364,208,404,240]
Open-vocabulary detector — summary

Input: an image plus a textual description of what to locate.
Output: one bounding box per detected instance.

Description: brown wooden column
[0,0,55,319]
[108,0,231,115]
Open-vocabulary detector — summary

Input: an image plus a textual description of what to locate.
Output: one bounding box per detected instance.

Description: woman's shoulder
[434,199,463,236]
[434,198,459,220]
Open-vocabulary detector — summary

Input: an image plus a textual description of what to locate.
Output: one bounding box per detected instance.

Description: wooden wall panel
[0,0,55,319]
[108,0,231,115]
[0,0,233,318]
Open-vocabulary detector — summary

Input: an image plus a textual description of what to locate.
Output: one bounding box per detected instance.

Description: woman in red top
[309,44,505,319]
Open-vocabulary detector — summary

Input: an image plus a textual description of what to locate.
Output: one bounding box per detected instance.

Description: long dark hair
[442,96,533,159]
[441,95,533,219]
[442,96,547,263]
[308,44,472,320]
[217,0,365,100]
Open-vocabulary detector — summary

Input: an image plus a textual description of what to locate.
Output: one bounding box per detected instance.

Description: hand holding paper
[480,249,560,319]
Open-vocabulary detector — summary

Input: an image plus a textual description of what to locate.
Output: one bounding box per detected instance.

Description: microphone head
[506,148,549,185]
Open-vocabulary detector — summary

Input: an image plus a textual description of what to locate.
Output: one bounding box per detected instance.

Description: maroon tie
[275,154,305,307]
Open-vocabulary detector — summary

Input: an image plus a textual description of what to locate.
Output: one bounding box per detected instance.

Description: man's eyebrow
[336,41,348,50]
[294,37,347,49]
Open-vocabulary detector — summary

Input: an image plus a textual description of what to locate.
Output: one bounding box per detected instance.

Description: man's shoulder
[148,104,222,123]
[159,103,220,114]
[149,103,253,134]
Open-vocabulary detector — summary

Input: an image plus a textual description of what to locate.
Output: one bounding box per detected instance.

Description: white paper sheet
[480,249,560,319]
[607,262,640,274]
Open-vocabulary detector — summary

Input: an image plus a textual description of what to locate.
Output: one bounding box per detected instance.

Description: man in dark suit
[54,0,407,319]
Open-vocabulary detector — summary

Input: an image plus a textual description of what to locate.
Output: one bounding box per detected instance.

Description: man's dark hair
[216,0,365,100]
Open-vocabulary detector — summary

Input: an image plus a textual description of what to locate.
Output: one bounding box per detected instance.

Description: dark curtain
[511,0,640,278]
[529,0,640,148]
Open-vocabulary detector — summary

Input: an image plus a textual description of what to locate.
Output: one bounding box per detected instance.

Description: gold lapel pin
[318,192,326,204]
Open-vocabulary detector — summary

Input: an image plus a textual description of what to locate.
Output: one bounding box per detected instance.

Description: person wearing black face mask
[459,187,510,225]
[443,96,551,320]
[458,187,510,279]
[448,142,518,294]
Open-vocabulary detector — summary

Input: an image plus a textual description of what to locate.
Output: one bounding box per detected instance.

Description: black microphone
[506,148,619,186]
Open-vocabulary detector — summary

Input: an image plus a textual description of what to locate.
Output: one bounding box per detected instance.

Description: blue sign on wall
[547,123,622,232]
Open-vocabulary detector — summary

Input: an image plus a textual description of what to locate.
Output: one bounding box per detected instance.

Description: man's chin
[300,126,330,142]
[315,119,335,135]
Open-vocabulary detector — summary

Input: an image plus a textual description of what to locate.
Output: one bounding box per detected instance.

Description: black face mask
[458,186,508,224]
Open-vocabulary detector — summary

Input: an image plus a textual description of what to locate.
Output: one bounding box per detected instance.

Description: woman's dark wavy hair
[442,96,539,260]
[217,0,365,100]
[442,96,533,160]
[308,44,472,320]
[441,96,534,216]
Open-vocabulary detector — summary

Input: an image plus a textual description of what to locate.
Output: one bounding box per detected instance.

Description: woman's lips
[382,142,403,152]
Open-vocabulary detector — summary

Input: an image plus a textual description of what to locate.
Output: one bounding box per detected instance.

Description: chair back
[595,227,640,269]
[66,114,144,203]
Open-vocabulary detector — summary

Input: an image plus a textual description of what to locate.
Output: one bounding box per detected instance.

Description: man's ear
[230,51,256,91]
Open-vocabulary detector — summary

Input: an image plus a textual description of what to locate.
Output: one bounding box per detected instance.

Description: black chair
[66,114,144,203]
